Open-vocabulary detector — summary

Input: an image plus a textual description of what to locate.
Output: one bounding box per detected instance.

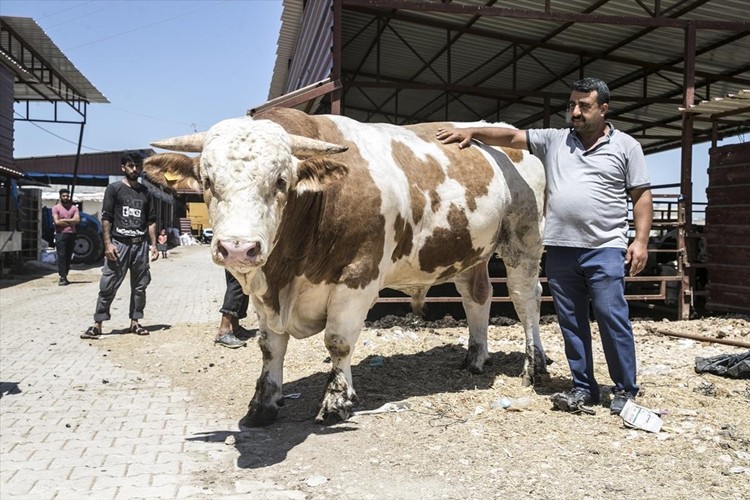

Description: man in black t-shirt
[82,151,158,339]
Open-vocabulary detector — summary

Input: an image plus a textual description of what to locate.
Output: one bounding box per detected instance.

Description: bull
[145,107,548,426]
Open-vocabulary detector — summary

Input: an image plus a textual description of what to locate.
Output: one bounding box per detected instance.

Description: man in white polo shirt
[437,77,653,416]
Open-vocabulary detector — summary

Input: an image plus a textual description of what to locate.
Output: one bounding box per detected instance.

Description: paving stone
[1,246,243,499]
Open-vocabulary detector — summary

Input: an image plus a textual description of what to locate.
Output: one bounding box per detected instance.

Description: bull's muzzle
[216,239,263,267]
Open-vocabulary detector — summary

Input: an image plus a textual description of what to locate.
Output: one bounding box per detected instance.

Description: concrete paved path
[0,244,298,499]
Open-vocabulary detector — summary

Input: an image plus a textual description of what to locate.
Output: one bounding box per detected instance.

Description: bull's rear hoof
[240,404,278,427]
[460,355,485,375]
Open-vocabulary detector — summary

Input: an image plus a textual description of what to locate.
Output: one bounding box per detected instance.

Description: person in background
[157,228,169,259]
[82,151,159,340]
[214,270,252,348]
[52,188,80,286]
[437,77,653,416]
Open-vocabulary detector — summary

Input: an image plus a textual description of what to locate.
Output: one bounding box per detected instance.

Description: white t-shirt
[526,124,650,249]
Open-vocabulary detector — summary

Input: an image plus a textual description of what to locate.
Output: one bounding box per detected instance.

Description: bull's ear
[143,153,202,193]
[293,158,349,194]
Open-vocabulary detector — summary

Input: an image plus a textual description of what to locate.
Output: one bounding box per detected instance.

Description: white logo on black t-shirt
[122,206,142,218]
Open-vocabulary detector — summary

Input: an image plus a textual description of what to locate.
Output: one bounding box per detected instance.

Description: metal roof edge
[268,0,304,100]
[0,15,109,103]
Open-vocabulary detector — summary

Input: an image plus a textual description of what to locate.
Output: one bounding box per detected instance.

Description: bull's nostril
[218,244,229,258]
[247,242,261,259]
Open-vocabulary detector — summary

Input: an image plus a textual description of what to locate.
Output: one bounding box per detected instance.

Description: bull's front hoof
[315,368,356,424]
[314,407,350,425]
[240,401,278,427]
[315,396,355,424]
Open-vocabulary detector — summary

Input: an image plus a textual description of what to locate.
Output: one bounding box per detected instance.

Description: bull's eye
[275,177,287,192]
[203,177,212,191]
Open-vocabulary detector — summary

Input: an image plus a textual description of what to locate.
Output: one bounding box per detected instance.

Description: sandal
[130,324,149,336]
[81,326,101,340]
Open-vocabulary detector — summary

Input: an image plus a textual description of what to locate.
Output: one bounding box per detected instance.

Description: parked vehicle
[200,228,213,244]
[42,206,104,264]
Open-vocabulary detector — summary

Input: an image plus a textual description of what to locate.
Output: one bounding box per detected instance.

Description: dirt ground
[95,300,750,499]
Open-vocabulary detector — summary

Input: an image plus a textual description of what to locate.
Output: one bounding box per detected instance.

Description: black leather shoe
[214,332,247,349]
[610,389,635,415]
[550,388,599,414]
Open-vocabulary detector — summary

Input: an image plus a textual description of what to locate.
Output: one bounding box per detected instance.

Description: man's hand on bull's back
[436,128,474,149]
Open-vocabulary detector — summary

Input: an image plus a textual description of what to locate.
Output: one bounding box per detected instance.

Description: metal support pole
[70,121,85,201]
[331,0,343,115]
[678,21,696,320]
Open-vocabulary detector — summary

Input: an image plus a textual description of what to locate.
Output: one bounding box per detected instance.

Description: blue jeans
[545,246,638,400]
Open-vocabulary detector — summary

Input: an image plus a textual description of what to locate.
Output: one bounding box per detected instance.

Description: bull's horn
[150,131,206,152]
[289,134,347,158]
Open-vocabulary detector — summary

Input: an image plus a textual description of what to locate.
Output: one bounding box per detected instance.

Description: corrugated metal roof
[15,149,154,177]
[681,89,750,118]
[268,2,304,99]
[0,163,26,178]
[0,16,108,103]
[270,0,750,155]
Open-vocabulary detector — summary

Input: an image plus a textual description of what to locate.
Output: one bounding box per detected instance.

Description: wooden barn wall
[0,64,14,170]
[705,142,750,313]
[284,0,333,93]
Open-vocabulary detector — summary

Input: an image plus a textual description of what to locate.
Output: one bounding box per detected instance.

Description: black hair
[121,150,145,167]
[59,188,70,196]
[571,77,610,105]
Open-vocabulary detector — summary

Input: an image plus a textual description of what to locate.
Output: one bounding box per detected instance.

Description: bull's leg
[315,288,374,423]
[454,261,491,374]
[240,328,289,427]
[316,328,359,423]
[505,258,548,386]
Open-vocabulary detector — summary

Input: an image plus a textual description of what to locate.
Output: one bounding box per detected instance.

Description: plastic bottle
[492,396,532,411]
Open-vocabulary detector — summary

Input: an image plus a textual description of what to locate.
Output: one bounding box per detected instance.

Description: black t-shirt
[101,181,157,238]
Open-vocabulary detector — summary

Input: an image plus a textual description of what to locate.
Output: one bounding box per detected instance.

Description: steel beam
[343,0,750,30]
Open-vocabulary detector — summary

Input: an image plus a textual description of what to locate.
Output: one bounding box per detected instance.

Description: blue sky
[3,0,744,204]
[2,0,282,157]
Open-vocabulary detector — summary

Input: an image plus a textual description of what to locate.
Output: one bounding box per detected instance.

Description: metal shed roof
[266,0,750,156]
[681,88,750,118]
[0,163,26,179]
[0,16,108,104]
[15,149,154,177]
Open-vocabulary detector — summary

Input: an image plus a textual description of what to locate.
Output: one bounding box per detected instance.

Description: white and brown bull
[145,107,548,426]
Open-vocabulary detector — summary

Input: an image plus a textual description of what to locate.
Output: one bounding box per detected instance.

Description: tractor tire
[72,229,103,264]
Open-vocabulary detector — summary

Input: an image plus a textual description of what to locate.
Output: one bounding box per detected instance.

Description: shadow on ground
[187,343,568,469]
[0,260,102,288]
